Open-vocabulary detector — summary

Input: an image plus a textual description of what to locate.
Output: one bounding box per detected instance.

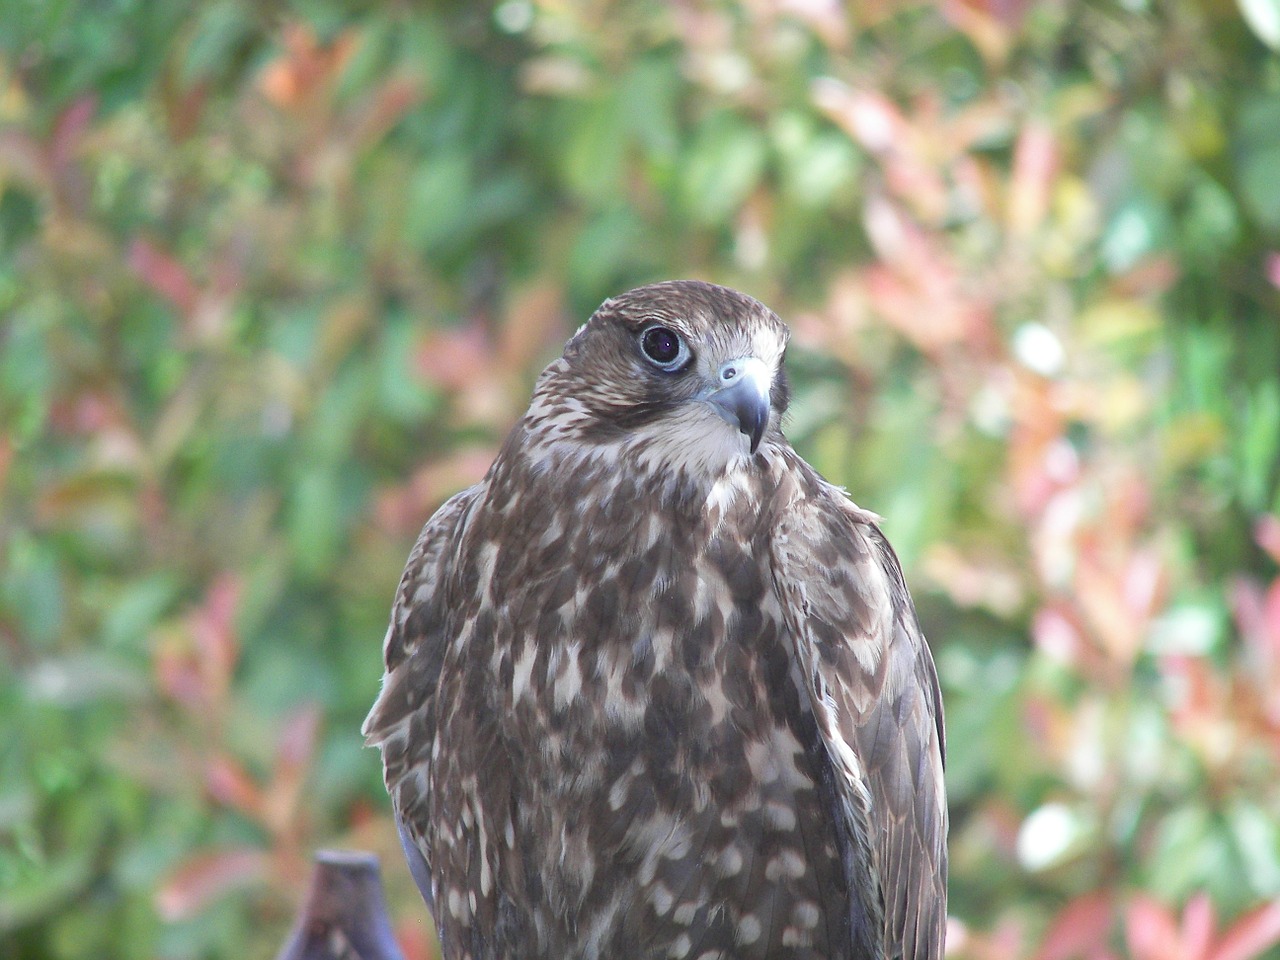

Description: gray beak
[706,357,772,454]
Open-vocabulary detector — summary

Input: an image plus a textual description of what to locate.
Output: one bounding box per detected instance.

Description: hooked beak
[705,357,772,454]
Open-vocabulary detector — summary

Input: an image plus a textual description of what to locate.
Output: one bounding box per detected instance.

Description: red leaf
[415,324,494,391]
[154,640,206,709]
[49,95,97,172]
[1008,121,1057,235]
[156,847,269,921]
[373,446,497,534]
[949,0,1030,27]
[205,754,265,816]
[129,237,199,317]
[262,704,321,834]
[191,574,241,698]
[0,436,12,496]
[397,916,441,960]
[1210,900,1280,960]
[164,80,210,142]
[259,23,358,109]
[498,283,568,376]
[1035,892,1115,960]
[275,703,321,774]
[351,74,424,151]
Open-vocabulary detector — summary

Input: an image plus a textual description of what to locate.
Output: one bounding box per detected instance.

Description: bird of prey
[364,280,947,960]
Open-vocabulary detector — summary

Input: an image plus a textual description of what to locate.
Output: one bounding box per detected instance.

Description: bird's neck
[488,422,785,533]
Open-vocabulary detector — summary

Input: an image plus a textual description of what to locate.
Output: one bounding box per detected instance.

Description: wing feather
[363,484,483,908]
[771,462,947,960]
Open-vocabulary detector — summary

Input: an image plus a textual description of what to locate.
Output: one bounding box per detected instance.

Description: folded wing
[771,465,947,960]
[362,485,482,910]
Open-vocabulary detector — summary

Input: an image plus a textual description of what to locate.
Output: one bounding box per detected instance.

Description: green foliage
[3,1,1280,958]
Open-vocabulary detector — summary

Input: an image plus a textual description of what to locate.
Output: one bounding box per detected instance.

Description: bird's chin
[707,402,746,435]
[703,403,769,462]
[630,410,758,481]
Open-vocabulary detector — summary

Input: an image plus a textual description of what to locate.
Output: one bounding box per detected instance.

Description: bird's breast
[432,469,851,958]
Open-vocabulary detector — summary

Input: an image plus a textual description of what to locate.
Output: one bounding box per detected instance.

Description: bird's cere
[705,356,772,454]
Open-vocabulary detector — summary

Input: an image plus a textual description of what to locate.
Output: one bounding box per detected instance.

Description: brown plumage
[363,281,947,960]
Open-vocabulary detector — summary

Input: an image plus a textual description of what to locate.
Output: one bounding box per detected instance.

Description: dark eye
[640,326,689,371]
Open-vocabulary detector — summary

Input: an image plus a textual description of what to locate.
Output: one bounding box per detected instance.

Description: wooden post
[275,850,406,960]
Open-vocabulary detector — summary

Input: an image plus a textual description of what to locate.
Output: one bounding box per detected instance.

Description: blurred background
[3,0,1280,957]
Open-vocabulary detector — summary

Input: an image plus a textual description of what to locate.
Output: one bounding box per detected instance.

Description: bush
[2,2,1279,958]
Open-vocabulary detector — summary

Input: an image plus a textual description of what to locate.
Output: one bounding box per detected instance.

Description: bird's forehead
[596,280,790,357]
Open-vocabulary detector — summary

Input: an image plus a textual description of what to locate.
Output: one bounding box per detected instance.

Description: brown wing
[362,484,482,910]
[771,463,947,960]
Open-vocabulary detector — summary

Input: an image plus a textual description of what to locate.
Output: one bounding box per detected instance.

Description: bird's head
[531,281,791,477]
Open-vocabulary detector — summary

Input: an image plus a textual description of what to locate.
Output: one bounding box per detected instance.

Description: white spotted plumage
[364,280,947,960]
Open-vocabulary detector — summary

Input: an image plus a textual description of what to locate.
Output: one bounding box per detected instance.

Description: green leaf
[1235,95,1280,230]
[1239,380,1280,510]
[561,94,630,204]
[1228,800,1280,896]
[406,151,473,255]
[1182,177,1240,260]
[182,0,255,85]
[101,574,181,649]
[288,469,341,577]
[0,847,94,930]
[680,112,768,225]
[2,534,65,648]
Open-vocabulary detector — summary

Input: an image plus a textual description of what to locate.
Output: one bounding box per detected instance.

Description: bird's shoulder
[363,482,483,746]
[769,454,893,662]
[769,451,931,717]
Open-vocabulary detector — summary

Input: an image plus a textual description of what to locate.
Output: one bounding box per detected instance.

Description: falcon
[363,280,947,960]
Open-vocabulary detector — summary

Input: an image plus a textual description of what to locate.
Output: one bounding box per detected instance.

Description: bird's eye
[640,326,689,372]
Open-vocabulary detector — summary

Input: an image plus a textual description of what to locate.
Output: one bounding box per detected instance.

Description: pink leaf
[1008,121,1058,234]
[1182,894,1215,960]
[351,74,424,151]
[1266,253,1280,291]
[846,89,906,154]
[275,703,321,775]
[1256,516,1280,564]
[415,324,493,391]
[129,237,199,318]
[1264,581,1280,653]
[1210,900,1280,960]
[397,916,440,960]
[1035,892,1115,960]
[156,847,269,921]
[192,574,241,695]
[263,704,321,833]
[205,754,264,816]
[1231,578,1268,647]
[1123,549,1165,626]
[1032,604,1084,665]
[1127,894,1182,960]
[50,95,97,172]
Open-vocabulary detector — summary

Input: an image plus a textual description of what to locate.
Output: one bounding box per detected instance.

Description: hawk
[363,281,947,960]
